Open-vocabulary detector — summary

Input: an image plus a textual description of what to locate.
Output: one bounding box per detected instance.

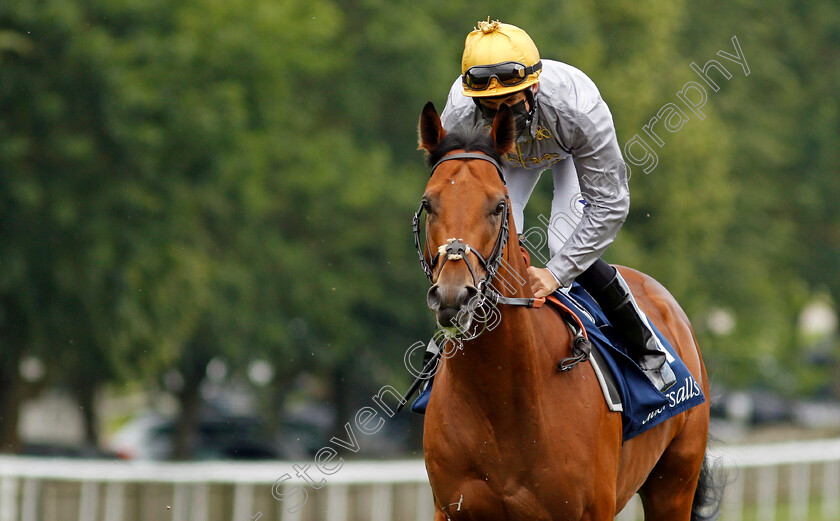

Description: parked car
[109,412,280,460]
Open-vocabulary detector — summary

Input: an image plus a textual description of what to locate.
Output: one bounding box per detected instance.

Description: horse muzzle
[427,283,479,331]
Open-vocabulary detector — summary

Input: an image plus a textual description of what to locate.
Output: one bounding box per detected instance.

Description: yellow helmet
[461,19,542,98]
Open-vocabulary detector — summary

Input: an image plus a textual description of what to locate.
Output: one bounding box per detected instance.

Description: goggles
[462,60,542,90]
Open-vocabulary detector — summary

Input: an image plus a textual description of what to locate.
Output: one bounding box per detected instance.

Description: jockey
[416,19,675,402]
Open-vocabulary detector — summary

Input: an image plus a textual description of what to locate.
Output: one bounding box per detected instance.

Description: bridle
[412,152,541,308]
[398,151,592,411]
[413,152,509,295]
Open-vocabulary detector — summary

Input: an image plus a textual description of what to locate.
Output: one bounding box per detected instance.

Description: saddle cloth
[551,283,705,440]
[410,283,706,441]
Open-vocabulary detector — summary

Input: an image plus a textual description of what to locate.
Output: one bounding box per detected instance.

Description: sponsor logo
[642,377,702,425]
[642,406,666,425]
[666,377,702,408]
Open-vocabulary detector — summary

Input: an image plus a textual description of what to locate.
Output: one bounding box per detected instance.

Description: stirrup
[644,361,676,392]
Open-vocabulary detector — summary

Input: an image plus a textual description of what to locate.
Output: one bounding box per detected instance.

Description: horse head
[416,102,517,331]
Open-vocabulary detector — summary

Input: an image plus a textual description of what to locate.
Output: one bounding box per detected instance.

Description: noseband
[412,152,515,302]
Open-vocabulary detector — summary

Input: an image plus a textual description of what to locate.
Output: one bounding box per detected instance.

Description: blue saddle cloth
[552,283,705,440]
[413,282,705,441]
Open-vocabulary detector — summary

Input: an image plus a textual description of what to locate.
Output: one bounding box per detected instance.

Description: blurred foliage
[0,0,838,453]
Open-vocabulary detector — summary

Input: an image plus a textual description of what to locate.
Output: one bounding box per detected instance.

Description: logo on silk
[503,142,565,169]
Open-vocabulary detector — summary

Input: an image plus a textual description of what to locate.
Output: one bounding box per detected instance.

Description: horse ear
[490,104,516,155]
[418,101,446,153]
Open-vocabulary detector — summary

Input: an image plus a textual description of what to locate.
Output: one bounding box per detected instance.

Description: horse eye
[421,200,431,212]
[494,201,506,215]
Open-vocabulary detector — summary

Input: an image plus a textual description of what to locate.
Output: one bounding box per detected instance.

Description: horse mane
[425,128,503,168]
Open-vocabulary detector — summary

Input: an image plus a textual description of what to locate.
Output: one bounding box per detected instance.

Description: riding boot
[588,273,677,392]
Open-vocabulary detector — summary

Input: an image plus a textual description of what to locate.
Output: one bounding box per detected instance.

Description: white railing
[3,438,840,520]
[715,439,840,521]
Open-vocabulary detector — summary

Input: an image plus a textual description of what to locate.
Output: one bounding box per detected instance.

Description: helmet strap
[523,86,537,123]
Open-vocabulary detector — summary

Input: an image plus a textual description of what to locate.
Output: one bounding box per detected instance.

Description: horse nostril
[456,285,479,308]
[463,285,479,307]
[427,285,442,311]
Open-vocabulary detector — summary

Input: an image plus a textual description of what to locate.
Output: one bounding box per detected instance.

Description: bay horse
[415,101,721,520]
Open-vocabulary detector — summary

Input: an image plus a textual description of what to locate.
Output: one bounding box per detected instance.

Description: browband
[430,153,506,185]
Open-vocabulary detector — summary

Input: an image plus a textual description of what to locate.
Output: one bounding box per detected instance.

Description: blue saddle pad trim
[413,283,705,440]
[411,380,431,414]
